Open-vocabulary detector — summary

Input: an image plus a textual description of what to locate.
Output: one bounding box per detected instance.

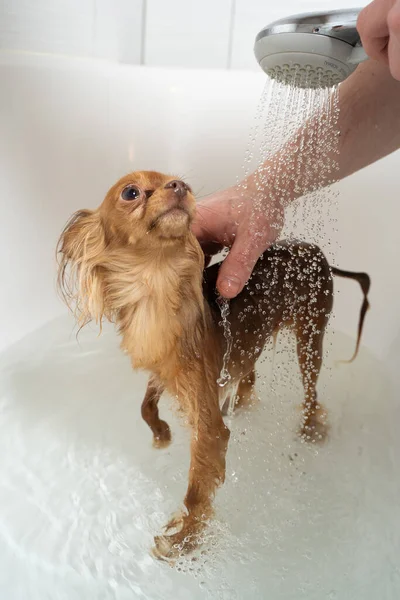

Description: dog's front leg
[152,377,229,561]
[141,377,170,448]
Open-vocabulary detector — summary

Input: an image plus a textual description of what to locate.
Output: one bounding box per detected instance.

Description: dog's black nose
[164,179,188,199]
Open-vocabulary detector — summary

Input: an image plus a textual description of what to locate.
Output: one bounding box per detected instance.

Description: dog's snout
[164,180,188,199]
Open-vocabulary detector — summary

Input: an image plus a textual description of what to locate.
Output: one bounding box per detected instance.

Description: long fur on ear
[57,209,108,328]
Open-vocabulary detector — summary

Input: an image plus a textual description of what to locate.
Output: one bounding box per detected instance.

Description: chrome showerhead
[254,9,367,89]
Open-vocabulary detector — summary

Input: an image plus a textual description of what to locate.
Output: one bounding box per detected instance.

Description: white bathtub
[1,50,399,599]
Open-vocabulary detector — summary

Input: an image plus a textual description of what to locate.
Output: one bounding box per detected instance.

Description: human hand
[358,0,400,80]
[192,180,284,299]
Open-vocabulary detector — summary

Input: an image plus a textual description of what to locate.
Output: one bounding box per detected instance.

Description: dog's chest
[120,295,183,370]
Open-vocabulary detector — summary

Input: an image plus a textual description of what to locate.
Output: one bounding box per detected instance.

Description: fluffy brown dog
[57,171,370,560]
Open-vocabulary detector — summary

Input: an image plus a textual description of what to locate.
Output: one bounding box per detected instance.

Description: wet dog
[57,171,370,560]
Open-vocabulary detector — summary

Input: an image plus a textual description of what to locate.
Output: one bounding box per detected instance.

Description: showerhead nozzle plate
[260,50,348,89]
[255,30,363,89]
[265,64,344,89]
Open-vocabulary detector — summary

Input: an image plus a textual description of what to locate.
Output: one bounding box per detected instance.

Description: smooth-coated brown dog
[57,171,370,561]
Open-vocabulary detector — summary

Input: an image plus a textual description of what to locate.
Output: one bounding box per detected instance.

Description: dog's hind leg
[295,312,330,443]
[141,377,171,448]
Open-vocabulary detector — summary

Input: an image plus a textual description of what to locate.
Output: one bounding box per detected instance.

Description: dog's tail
[331,267,371,363]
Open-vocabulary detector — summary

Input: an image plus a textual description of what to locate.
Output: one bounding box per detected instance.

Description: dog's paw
[300,405,329,443]
[151,515,205,562]
[153,420,172,449]
[152,530,197,563]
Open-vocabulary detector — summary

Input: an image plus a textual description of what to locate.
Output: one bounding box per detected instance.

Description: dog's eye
[121,185,141,201]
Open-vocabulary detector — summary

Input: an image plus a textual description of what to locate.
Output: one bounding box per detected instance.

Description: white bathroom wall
[0,0,95,57]
[143,0,232,68]
[0,0,369,70]
[93,0,144,63]
[0,0,144,63]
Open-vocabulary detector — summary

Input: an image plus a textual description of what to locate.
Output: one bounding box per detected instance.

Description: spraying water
[217,72,340,393]
[216,297,233,388]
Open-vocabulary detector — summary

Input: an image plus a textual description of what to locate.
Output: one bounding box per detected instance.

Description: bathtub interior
[1,51,400,599]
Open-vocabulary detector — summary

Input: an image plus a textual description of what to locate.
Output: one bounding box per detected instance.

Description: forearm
[338,59,400,178]
[246,60,400,204]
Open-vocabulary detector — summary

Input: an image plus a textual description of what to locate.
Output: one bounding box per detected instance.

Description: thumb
[216,235,266,299]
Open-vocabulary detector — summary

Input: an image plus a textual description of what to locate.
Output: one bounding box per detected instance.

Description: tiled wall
[0,0,368,70]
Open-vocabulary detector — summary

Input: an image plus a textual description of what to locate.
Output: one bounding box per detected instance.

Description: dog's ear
[57,209,107,327]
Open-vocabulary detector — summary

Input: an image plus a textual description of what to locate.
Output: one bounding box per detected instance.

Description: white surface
[0,50,400,598]
[0,318,399,599]
[144,0,232,68]
[93,0,144,64]
[0,0,95,56]
[0,0,143,63]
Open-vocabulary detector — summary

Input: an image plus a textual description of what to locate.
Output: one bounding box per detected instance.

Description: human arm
[192,60,400,298]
